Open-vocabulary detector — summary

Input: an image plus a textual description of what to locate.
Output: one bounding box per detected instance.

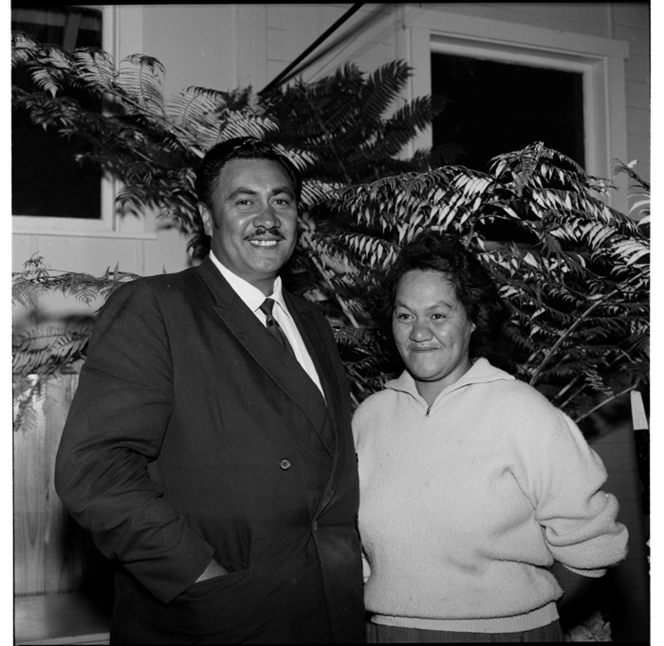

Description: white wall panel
[142,4,237,95]
[265,4,403,83]
[615,24,650,57]
[236,5,268,91]
[626,107,650,137]
[627,133,650,167]
[12,236,35,272]
[612,7,650,181]
[413,3,610,37]
[613,2,650,28]
[626,79,651,107]
[11,229,189,276]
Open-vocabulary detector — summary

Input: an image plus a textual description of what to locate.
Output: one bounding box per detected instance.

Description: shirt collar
[386,358,513,400]
[209,252,291,318]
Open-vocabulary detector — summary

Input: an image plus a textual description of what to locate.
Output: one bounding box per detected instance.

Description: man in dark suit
[55,138,365,644]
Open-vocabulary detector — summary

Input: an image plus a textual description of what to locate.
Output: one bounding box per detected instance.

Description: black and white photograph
[10,3,652,644]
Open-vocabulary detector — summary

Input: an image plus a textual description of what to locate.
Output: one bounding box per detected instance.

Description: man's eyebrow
[226,187,259,201]
[269,185,295,198]
[226,186,295,200]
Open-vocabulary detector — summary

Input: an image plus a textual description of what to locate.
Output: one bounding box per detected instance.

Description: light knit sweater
[353,358,628,633]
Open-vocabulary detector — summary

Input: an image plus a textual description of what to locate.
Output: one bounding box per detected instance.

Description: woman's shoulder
[352,387,402,432]
[355,387,398,414]
[483,376,579,448]
[473,371,567,432]
[479,368,556,408]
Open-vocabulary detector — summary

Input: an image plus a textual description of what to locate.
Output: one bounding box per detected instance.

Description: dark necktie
[259,298,296,359]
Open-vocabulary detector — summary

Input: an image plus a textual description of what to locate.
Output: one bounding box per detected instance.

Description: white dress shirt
[209,252,325,397]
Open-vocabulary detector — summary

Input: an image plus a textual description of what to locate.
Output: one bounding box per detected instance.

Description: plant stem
[529,288,620,387]
[553,374,583,404]
[573,386,635,424]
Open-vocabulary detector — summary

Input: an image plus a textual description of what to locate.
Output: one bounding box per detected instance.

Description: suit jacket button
[313,521,318,531]
[280,459,291,470]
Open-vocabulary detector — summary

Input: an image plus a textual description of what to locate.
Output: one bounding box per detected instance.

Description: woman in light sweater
[353,230,628,643]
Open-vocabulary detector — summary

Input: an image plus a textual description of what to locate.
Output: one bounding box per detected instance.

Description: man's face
[200,158,298,294]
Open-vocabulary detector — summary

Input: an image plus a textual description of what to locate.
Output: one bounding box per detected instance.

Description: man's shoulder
[111,265,203,299]
[139,265,201,289]
[96,267,208,325]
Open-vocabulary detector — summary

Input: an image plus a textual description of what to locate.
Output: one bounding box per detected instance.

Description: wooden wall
[13,375,112,599]
[584,406,650,642]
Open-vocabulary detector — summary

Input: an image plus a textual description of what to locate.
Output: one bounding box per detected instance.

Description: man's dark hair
[194,137,303,209]
[371,229,513,368]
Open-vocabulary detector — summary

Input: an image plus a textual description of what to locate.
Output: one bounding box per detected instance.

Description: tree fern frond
[166,86,228,129]
[71,48,117,96]
[12,32,648,420]
[359,60,411,122]
[110,53,168,125]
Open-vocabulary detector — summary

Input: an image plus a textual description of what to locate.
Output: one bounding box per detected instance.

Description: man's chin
[248,254,293,277]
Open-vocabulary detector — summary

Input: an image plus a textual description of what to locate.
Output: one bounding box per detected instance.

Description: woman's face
[392,270,476,403]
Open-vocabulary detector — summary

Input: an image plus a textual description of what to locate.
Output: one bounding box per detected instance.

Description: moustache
[251,227,285,240]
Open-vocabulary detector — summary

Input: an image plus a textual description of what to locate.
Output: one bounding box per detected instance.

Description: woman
[353,230,628,643]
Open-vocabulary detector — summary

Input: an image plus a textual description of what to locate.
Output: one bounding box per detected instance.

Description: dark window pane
[12,6,103,219]
[431,52,585,173]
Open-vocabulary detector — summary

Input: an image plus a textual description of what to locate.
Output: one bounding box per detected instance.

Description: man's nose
[253,202,279,229]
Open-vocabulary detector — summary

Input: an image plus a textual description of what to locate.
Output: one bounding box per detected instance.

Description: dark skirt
[366,619,565,643]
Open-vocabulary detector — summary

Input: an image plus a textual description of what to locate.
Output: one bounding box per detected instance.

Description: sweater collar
[386,357,514,405]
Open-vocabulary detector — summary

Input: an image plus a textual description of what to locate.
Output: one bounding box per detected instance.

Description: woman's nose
[411,319,432,341]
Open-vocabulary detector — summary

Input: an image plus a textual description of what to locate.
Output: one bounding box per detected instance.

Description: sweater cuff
[562,564,607,578]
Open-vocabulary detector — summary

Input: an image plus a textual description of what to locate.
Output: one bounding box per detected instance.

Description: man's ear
[199,203,214,237]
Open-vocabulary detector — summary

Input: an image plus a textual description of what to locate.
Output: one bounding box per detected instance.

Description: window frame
[403,9,630,210]
[12,5,149,237]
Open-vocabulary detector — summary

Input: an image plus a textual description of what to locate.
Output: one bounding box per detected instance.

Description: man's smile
[248,238,281,247]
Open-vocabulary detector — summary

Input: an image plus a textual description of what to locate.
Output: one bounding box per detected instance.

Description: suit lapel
[196,259,334,456]
[284,295,341,415]
[285,293,351,512]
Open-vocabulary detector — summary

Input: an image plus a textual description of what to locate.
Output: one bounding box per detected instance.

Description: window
[431,52,585,173]
[12,6,104,220]
[405,8,629,210]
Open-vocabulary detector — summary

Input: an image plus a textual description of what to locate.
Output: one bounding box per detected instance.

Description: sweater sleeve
[510,393,628,575]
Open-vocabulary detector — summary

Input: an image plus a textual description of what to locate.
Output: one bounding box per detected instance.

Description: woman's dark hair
[371,229,513,368]
[194,137,303,209]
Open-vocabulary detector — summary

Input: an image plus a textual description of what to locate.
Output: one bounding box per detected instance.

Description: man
[55,138,365,643]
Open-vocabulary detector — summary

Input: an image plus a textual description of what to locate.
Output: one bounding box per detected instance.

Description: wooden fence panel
[14,374,86,596]
[587,417,650,642]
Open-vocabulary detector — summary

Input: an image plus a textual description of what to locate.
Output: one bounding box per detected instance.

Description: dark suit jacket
[54,258,365,644]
